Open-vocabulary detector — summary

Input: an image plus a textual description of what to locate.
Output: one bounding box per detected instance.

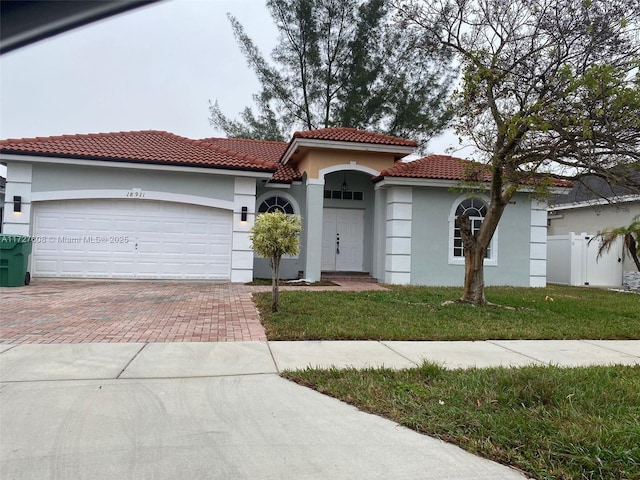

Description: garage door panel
[209,232,230,242]
[87,260,110,272]
[62,218,88,230]
[112,261,137,274]
[88,218,112,232]
[109,202,138,214]
[158,262,182,274]
[186,243,207,255]
[34,242,58,254]
[112,244,134,254]
[138,241,161,254]
[36,215,60,230]
[33,258,57,276]
[59,260,84,274]
[186,222,208,234]
[161,242,182,254]
[136,262,160,274]
[59,242,84,253]
[139,220,163,232]
[210,244,231,255]
[89,243,113,254]
[114,219,137,231]
[33,199,232,280]
[164,221,183,234]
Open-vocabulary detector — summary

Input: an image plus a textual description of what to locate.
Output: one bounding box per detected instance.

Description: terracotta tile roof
[0,130,278,172]
[293,127,418,147]
[379,154,572,187]
[200,137,287,163]
[380,155,491,181]
[270,163,302,184]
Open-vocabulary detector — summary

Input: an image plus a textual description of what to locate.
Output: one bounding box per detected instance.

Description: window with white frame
[449,197,497,265]
[255,192,300,259]
[258,195,295,215]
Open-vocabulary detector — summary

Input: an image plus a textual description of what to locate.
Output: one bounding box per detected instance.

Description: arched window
[449,196,497,265]
[255,193,300,259]
[258,195,295,215]
[453,198,488,258]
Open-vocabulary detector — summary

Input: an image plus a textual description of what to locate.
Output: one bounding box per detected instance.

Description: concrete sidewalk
[1,340,638,381]
[1,340,639,480]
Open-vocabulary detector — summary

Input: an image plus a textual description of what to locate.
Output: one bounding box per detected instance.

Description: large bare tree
[394,0,640,304]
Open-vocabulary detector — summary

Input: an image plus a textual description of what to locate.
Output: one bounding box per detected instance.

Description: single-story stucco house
[1,127,555,286]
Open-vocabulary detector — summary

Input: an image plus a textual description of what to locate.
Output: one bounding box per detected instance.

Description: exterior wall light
[241,206,248,222]
[13,196,22,213]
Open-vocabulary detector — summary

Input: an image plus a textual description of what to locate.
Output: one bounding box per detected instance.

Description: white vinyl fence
[547,233,623,287]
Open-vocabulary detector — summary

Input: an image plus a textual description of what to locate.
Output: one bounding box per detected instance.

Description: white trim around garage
[31,189,235,211]
[31,199,233,280]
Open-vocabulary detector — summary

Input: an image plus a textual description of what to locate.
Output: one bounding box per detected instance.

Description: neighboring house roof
[292,127,418,147]
[0,130,278,172]
[550,167,640,208]
[200,137,287,163]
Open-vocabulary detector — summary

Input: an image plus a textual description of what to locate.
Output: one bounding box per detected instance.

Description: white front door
[321,208,364,271]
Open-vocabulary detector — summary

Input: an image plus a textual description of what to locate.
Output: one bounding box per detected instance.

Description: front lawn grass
[285,364,640,480]
[255,285,640,340]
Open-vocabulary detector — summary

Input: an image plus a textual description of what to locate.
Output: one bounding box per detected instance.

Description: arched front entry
[319,169,376,273]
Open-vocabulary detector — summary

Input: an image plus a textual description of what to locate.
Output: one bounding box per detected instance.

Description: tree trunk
[625,234,640,271]
[458,214,488,304]
[271,256,281,312]
[461,251,487,304]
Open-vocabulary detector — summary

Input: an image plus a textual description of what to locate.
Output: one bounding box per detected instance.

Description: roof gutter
[548,194,640,211]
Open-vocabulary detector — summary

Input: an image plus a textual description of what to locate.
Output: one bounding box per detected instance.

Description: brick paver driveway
[0,280,266,344]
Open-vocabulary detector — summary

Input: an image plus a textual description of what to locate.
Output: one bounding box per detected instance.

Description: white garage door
[32,199,232,279]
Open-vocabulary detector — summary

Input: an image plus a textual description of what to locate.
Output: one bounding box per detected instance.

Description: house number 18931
[126,190,145,198]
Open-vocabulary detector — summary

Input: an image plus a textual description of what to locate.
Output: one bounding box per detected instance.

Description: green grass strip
[255,285,640,340]
[285,364,640,480]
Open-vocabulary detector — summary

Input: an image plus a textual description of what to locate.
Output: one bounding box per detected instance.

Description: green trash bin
[0,234,33,287]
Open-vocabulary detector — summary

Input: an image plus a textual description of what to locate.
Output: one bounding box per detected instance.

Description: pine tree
[209,0,454,145]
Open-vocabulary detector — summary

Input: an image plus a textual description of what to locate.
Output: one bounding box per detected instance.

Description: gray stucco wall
[31,163,235,201]
[410,188,532,286]
[548,202,640,236]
